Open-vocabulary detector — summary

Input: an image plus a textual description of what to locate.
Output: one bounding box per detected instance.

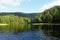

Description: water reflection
[42,25,60,39]
[0,24,60,40]
[0,24,31,32]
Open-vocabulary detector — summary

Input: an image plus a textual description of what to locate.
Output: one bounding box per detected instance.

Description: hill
[0,12,37,19]
[35,6,60,23]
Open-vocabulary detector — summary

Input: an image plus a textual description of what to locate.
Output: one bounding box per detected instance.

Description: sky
[0,0,60,13]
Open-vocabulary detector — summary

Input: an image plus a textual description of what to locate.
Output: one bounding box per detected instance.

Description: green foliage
[35,6,60,23]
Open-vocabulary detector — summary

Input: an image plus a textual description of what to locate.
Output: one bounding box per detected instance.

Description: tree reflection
[42,25,60,38]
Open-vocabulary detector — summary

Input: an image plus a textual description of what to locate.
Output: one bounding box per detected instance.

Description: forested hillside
[1,6,60,24]
[34,6,60,23]
[0,12,37,19]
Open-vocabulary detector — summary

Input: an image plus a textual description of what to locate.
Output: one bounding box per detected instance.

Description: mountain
[0,12,37,19]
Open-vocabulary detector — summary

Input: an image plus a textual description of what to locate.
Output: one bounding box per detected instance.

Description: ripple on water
[0,30,59,40]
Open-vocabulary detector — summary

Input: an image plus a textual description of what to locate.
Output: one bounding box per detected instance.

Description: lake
[0,25,60,40]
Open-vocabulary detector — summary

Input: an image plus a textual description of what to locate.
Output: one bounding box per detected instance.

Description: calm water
[0,26,60,40]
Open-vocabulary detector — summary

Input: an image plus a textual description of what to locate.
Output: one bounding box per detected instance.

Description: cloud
[0,0,31,8]
[0,0,31,6]
[39,0,60,12]
[0,0,20,6]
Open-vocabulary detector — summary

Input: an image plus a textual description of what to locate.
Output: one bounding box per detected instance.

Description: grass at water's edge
[33,23,60,25]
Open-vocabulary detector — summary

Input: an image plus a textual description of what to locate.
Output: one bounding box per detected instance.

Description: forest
[33,6,60,23]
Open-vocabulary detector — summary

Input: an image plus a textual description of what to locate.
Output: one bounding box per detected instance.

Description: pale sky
[0,0,60,13]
